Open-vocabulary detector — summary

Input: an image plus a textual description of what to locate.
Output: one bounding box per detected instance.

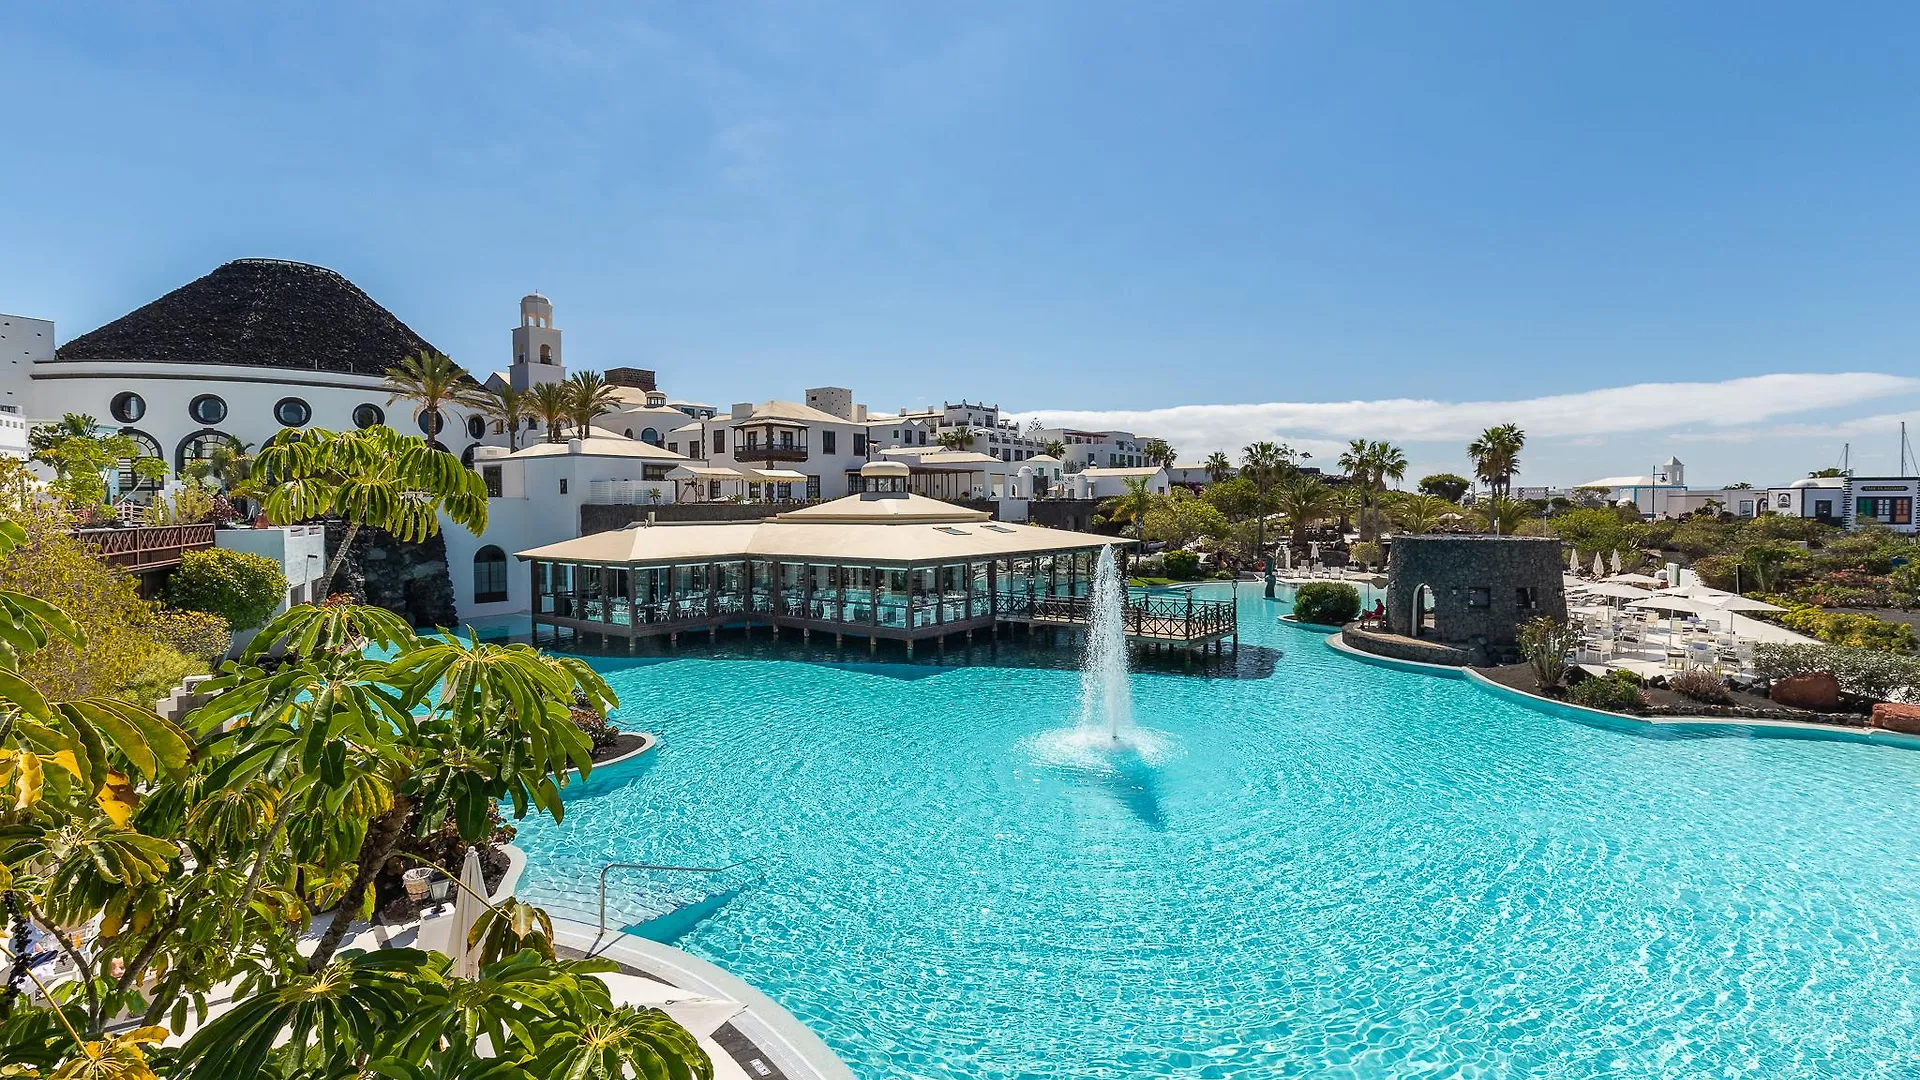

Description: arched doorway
[1411,584,1436,638]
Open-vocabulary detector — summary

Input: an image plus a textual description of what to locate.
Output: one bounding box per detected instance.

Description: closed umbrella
[449,847,486,979]
[1568,548,1579,573]
[1591,552,1605,577]
[1609,550,1622,575]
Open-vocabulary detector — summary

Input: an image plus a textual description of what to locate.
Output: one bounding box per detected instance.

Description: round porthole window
[273,396,311,427]
[188,394,227,425]
[353,403,384,429]
[110,391,146,424]
[466,415,486,440]
[418,408,444,436]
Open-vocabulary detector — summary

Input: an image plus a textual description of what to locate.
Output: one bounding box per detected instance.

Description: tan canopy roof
[516,492,1128,567]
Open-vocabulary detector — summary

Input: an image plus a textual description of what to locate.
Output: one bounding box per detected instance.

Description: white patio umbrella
[1606,572,1662,586]
[448,846,487,979]
[1711,594,1787,613]
[1568,548,1579,572]
[1581,581,1654,601]
[1591,552,1605,577]
[1624,593,1733,634]
[1609,550,1623,575]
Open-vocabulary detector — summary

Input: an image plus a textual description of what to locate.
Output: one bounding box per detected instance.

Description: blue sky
[6,2,1920,486]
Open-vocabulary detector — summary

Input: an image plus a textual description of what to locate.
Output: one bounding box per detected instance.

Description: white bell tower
[509,293,565,391]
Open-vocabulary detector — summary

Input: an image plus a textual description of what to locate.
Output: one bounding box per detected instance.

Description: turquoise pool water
[513,585,1920,1079]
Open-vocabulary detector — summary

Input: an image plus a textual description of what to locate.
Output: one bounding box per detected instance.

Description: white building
[445,436,689,620]
[13,259,493,491]
[1844,476,1918,533]
[1072,466,1171,499]
[1033,427,1155,472]
[0,314,46,458]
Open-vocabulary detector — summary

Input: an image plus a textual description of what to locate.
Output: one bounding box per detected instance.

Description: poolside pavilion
[518,461,1237,656]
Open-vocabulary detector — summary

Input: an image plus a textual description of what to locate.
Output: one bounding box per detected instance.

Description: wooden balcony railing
[71,523,217,572]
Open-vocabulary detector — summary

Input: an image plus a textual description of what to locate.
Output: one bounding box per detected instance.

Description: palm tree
[1387,492,1450,535]
[1044,439,1068,459]
[1241,441,1300,593]
[385,350,486,439]
[253,426,489,585]
[1467,423,1526,498]
[564,371,621,438]
[1120,476,1156,540]
[1143,438,1176,468]
[1477,494,1532,536]
[530,382,572,443]
[481,385,531,452]
[1203,451,1232,483]
[1337,440,1374,541]
[937,427,974,451]
[1272,474,1340,561]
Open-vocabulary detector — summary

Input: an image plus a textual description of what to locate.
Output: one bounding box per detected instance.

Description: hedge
[1293,582,1361,625]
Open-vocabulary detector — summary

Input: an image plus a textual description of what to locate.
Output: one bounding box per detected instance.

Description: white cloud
[1666,411,1914,444]
[1009,373,1919,455]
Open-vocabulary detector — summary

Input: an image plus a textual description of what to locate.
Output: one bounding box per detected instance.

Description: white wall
[0,315,52,423]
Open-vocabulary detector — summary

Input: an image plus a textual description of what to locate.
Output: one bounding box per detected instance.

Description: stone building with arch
[1378,535,1568,665]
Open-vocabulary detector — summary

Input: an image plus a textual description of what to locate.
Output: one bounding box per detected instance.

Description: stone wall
[1383,535,1566,664]
[324,522,457,628]
[581,498,1002,536]
[1027,499,1111,533]
[1341,625,1471,666]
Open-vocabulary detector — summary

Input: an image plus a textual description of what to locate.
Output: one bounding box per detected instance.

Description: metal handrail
[598,858,768,935]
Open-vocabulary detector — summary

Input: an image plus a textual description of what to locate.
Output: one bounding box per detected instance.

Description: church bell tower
[509,293,565,391]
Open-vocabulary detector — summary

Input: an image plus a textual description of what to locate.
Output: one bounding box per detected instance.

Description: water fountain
[1078,544,1135,740]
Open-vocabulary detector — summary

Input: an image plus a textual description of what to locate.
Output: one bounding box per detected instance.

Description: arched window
[473,545,508,603]
[641,427,660,445]
[176,429,243,480]
[460,443,479,467]
[115,428,164,495]
[539,344,552,364]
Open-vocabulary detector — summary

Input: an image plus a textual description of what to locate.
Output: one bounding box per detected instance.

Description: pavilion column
[627,565,640,643]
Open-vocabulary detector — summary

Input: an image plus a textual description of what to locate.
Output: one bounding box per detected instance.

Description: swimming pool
[513,583,1920,1079]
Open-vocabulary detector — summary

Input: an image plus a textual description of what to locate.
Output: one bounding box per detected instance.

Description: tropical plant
[1385,492,1453,536]
[385,349,487,439]
[1549,507,1650,562]
[530,382,573,443]
[1143,438,1176,468]
[148,607,234,663]
[1348,541,1383,569]
[1272,474,1340,559]
[1568,669,1646,712]
[564,370,622,438]
[1202,451,1233,483]
[1466,423,1526,497]
[1767,600,1917,652]
[1753,641,1920,701]
[183,436,256,500]
[1044,439,1068,459]
[28,413,166,509]
[1240,441,1300,567]
[252,426,488,586]
[166,546,288,632]
[1476,494,1533,537]
[1143,496,1228,549]
[1417,473,1472,503]
[1739,543,1797,594]
[1118,476,1157,540]
[481,383,531,452]
[1516,616,1573,690]
[1292,581,1361,625]
[937,427,973,451]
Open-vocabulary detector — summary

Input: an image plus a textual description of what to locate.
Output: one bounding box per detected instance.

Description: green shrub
[1162,549,1201,579]
[166,547,288,631]
[1667,668,1732,704]
[1769,600,1917,652]
[1348,541,1383,569]
[150,608,234,662]
[1292,582,1361,625]
[1568,669,1646,712]
[1752,642,1920,702]
[1516,616,1573,690]
[117,645,206,707]
[570,701,622,753]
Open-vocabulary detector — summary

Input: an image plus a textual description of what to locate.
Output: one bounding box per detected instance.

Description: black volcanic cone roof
[56,258,444,376]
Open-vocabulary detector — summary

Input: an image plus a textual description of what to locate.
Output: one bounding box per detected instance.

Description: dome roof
[56,258,444,377]
[521,292,550,305]
[1789,477,1830,488]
